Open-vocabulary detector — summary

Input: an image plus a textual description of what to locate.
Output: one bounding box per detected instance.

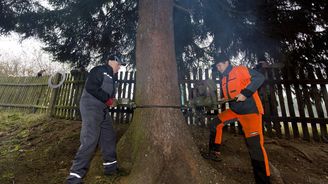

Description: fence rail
[0,65,327,142]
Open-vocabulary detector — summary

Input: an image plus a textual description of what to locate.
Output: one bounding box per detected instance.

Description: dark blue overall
[67,65,117,183]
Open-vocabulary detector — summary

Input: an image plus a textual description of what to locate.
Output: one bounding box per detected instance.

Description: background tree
[0,0,34,34]
[13,0,138,67]
[1,0,326,69]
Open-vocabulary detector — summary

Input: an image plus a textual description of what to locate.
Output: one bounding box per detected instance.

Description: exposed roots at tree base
[117,109,237,184]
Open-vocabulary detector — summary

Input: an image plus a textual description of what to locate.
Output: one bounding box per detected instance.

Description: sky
[0,33,46,60]
[0,32,70,76]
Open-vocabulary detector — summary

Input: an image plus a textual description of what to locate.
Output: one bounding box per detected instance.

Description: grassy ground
[0,111,327,184]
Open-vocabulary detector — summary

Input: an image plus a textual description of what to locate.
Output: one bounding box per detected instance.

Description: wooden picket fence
[0,76,52,113]
[178,66,328,141]
[0,65,327,142]
[49,71,136,122]
[259,65,328,141]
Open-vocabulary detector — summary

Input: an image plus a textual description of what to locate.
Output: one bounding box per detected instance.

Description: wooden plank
[186,71,193,125]
[283,67,300,138]
[268,68,282,138]
[6,79,16,104]
[129,71,137,123]
[74,72,87,120]
[0,77,7,102]
[262,116,327,124]
[261,68,273,137]
[301,66,320,141]
[28,77,38,107]
[69,73,77,119]
[0,83,49,86]
[115,72,124,123]
[274,67,289,139]
[67,74,75,119]
[53,77,62,117]
[16,78,26,105]
[5,83,13,104]
[10,78,19,105]
[48,74,61,117]
[35,78,44,112]
[56,75,65,118]
[63,74,70,119]
[63,73,72,119]
[0,103,47,109]
[31,77,43,113]
[290,68,310,141]
[119,71,129,124]
[37,77,48,111]
[70,73,80,120]
[42,76,52,113]
[179,72,188,123]
[11,78,22,105]
[0,82,6,102]
[124,71,134,123]
[204,69,211,127]
[314,68,328,141]
[266,79,328,85]
[198,68,206,127]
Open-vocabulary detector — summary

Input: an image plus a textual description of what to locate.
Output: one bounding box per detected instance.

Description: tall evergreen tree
[1,0,326,68]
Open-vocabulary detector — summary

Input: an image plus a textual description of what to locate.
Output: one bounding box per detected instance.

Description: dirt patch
[0,113,327,184]
[189,125,328,184]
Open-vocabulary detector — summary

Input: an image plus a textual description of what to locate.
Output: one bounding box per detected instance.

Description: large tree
[0,0,327,182]
[116,1,236,183]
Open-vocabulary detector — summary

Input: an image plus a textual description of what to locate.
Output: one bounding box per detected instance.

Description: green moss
[0,111,46,132]
[0,170,14,183]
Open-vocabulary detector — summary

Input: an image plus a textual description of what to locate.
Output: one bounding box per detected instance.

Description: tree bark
[117,0,236,183]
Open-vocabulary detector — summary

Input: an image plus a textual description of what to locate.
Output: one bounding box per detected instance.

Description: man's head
[213,53,230,74]
[102,53,126,74]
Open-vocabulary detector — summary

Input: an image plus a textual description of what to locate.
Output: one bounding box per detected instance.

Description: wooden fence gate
[0,65,327,142]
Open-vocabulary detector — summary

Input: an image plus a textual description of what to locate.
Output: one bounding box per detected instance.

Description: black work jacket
[80,65,117,107]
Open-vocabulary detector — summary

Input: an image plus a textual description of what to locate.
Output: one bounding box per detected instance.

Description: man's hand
[105,98,118,107]
[236,94,247,102]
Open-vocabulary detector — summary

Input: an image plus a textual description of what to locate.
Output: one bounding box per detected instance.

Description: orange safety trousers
[215,109,270,178]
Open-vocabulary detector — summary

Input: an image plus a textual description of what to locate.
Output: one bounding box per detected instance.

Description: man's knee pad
[209,117,221,132]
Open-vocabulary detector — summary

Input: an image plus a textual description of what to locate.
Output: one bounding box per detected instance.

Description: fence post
[48,74,60,117]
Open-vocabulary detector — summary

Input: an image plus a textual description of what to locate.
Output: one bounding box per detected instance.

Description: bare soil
[189,125,328,184]
[0,113,327,184]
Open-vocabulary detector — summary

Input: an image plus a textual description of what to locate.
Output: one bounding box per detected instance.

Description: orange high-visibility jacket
[220,65,264,114]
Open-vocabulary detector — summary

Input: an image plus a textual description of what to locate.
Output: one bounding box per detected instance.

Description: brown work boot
[201,151,222,162]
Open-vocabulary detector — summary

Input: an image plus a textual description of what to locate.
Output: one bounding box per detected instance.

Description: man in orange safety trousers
[202,53,271,184]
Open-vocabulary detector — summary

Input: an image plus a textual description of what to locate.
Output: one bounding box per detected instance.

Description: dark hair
[214,53,229,64]
[211,53,229,69]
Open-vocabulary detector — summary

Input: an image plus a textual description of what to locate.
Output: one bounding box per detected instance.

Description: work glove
[105,98,118,107]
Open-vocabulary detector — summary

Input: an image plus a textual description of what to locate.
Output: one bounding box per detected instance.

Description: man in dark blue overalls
[66,53,125,184]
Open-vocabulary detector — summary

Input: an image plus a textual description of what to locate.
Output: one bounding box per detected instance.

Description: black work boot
[201,150,223,162]
[66,177,83,184]
[104,162,118,176]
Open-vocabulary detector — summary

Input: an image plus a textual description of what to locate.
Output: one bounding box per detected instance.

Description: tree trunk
[117,0,236,183]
